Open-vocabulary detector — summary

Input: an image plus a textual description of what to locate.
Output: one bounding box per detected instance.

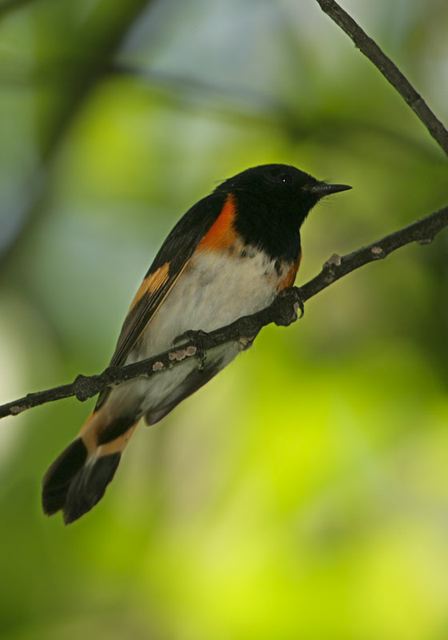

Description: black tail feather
[42,438,87,516]
[63,453,121,524]
[42,438,121,524]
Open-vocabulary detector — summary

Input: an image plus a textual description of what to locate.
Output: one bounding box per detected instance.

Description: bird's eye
[276,173,293,185]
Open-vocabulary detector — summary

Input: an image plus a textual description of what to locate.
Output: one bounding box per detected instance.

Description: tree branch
[2,1,447,423]
[315,0,448,157]
[1,204,447,421]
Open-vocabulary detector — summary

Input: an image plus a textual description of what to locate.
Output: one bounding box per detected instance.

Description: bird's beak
[306,182,352,196]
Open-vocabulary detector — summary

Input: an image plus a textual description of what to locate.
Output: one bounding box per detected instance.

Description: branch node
[322,255,341,284]
[324,253,342,269]
[371,245,385,258]
[73,374,95,402]
[9,405,23,416]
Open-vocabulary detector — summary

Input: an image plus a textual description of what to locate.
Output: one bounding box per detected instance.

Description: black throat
[232,190,303,262]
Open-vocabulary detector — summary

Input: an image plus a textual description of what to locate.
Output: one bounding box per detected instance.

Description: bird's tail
[42,409,137,524]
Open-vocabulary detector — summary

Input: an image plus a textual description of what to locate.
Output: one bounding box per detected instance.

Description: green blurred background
[1,0,448,638]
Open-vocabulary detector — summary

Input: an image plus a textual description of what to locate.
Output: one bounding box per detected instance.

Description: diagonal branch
[1,0,447,423]
[1,203,447,421]
[315,0,448,156]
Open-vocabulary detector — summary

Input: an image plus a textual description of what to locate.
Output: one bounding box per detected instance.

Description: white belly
[110,249,284,421]
[139,249,280,356]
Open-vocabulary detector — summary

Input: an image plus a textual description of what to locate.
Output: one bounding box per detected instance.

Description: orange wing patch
[198,193,237,251]
[130,262,170,310]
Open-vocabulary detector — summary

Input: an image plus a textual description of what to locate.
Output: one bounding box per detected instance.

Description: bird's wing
[109,191,234,368]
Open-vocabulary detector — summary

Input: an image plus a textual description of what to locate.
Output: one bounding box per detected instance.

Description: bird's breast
[136,246,298,360]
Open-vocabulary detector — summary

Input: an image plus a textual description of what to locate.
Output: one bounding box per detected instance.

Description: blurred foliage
[1,0,448,638]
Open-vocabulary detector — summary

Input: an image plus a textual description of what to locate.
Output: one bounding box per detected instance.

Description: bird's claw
[295,290,305,319]
[173,329,210,370]
[274,288,305,326]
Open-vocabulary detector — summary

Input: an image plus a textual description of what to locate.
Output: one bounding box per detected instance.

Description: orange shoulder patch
[198,193,237,251]
[130,262,170,310]
[277,254,302,291]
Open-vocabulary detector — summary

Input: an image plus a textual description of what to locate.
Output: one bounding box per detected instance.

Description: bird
[42,163,351,524]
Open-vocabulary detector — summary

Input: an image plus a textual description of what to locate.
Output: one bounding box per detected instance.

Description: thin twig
[315,0,448,156]
[1,204,447,420]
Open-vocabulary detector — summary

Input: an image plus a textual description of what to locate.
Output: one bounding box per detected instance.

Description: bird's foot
[173,329,210,370]
[273,287,304,326]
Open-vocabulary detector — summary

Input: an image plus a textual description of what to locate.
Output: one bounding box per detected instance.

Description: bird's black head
[217,164,351,220]
[216,163,351,260]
